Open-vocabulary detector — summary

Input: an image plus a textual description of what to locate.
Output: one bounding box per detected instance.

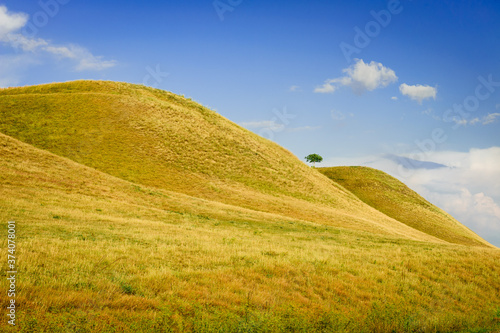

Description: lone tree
[305,153,323,167]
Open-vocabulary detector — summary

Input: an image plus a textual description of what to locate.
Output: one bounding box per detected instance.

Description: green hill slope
[318,166,490,246]
[0,80,469,244]
[1,132,500,332]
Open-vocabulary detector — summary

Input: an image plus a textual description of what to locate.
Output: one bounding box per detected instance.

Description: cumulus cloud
[315,59,398,95]
[314,80,338,94]
[399,83,437,104]
[0,4,115,77]
[324,147,500,247]
[395,148,500,246]
[418,186,500,246]
[0,5,27,37]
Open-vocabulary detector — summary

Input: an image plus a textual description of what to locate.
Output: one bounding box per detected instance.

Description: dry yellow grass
[319,166,491,247]
[0,80,488,246]
[0,81,499,331]
[0,132,499,332]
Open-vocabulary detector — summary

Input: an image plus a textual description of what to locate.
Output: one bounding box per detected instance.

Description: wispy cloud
[289,85,301,92]
[482,113,500,125]
[399,83,437,104]
[451,113,500,127]
[315,59,398,95]
[421,108,442,121]
[0,4,116,80]
[44,44,116,71]
[391,96,398,101]
[331,110,354,121]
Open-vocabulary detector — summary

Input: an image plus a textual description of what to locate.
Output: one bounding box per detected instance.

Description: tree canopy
[305,153,323,167]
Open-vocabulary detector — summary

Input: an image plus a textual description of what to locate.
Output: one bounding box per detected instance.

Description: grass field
[319,166,490,247]
[0,81,488,246]
[1,81,499,332]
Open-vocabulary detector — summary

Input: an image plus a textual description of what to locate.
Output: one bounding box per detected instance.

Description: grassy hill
[0,81,499,332]
[319,166,489,246]
[1,131,500,332]
[0,80,468,244]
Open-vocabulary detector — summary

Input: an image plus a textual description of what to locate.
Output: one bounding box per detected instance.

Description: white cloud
[397,148,500,246]
[314,80,337,94]
[399,83,437,104]
[44,45,78,59]
[482,113,500,125]
[422,108,441,121]
[3,33,48,51]
[323,147,500,247]
[43,44,116,71]
[344,60,398,93]
[391,96,398,100]
[76,56,116,71]
[0,6,27,37]
[0,6,48,53]
[315,59,398,95]
[469,117,481,125]
[451,113,500,127]
[289,85,301,92]
[331,110,354,121]
[0,5,116,75]
[422,187,500,242]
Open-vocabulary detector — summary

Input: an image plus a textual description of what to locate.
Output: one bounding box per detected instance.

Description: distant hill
[319,166,489,246]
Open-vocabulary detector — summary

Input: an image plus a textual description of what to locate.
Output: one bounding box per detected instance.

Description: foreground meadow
[1,153,499,332]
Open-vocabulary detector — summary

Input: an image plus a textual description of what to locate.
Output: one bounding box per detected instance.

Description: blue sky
[1,0,500,245]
